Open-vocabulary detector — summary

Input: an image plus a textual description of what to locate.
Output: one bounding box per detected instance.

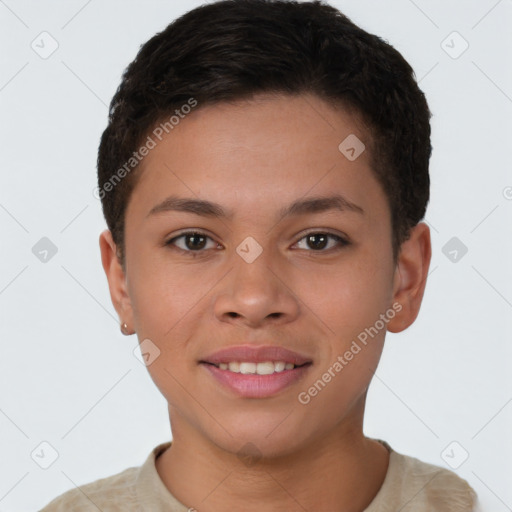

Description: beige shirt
[40,439,480,511]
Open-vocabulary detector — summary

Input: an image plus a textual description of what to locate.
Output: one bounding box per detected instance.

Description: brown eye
[295,232,348,252]
[166,231,217,252]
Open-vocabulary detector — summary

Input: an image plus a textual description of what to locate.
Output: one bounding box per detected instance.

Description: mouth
[199,345,313,398]
[200,360,312,375]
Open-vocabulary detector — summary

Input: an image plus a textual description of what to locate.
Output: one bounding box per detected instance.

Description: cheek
[292,254,393,333]
[128,256,213,337]
[127,264,202,404]
[297,340,383,428]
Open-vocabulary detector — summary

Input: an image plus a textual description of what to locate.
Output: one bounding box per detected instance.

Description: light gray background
[1,1,511,510]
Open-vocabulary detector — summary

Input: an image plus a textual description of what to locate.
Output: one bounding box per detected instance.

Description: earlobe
[99,229,133,325]
[386,222,431,333]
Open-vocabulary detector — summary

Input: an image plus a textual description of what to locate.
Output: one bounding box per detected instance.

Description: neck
[156,406,389,512]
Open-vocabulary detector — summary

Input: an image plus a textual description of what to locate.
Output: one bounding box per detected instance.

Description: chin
[209,420,311,462]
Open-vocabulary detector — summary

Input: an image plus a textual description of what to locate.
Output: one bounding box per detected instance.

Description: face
[100,93,430,459]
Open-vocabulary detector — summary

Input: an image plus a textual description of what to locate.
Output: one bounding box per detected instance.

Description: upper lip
[200,345,312,366]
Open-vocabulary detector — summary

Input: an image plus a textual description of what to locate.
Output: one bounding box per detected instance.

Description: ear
[386,222,431,333]
[99,229,134,327]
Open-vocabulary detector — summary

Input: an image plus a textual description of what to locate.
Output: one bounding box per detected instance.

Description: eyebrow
[146,193,364,220]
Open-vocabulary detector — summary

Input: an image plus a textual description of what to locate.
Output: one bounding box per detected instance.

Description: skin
[100,93,431,511]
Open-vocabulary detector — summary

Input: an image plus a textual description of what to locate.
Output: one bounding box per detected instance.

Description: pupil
[308,234,327,250]
[186,233,206,250]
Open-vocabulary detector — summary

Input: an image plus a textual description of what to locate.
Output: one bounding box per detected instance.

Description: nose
[213,247,300,329]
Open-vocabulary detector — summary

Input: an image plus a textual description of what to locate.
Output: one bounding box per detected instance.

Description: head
[99,0,432,458]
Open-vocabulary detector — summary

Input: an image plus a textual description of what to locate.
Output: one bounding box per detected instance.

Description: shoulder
[397,452,477,509]
[39,465,139,512]
[367,440,478,512]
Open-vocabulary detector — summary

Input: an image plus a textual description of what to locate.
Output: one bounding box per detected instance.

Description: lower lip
[201,363,312,398]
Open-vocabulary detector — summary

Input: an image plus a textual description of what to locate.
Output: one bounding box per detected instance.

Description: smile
[205,361,305,374]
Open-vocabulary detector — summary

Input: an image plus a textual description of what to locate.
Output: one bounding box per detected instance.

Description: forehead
[126,93,386,224]
[157,93,368,165]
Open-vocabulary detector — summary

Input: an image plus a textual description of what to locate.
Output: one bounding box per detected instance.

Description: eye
[165,231,220,253]
[165,230,349,254]
[294,231,349,252]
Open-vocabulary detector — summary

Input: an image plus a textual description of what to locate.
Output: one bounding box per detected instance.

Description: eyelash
[165,230,350,255]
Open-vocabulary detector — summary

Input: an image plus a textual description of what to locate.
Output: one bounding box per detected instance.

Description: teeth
[274,361,285,372]
[216,361,297,374]
[254,362,275,375]
[228,362,240,372]
[240,362,257,374]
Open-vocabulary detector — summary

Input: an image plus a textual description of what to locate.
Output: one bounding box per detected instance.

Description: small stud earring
[120,322,131,335]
